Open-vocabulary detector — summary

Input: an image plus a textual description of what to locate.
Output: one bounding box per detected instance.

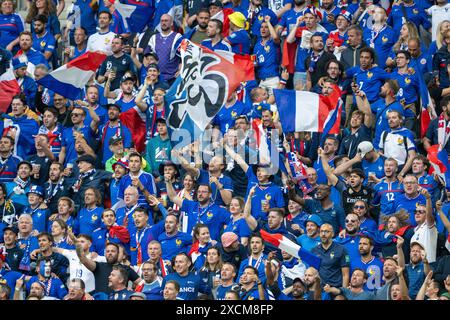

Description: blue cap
[337,10,352,23]
[306,214,323,227]
[27,185,45,197]
[12,57,27,70]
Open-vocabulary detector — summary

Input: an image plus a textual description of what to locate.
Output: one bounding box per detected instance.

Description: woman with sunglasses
[352,200,377,232]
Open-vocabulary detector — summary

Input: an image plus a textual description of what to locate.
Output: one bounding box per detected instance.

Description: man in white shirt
[86,11,116,55]
[53,233,106,293]
[411,188,437,263]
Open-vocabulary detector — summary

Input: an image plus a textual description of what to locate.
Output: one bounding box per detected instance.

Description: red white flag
[0,62,20,113]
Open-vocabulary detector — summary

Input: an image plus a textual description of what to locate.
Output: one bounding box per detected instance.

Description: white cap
[357,141,374,158]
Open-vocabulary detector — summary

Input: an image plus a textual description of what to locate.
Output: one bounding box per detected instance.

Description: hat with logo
[26,185,45,197]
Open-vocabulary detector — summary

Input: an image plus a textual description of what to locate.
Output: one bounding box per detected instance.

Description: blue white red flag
[0,62,20,113]
[115,0,154,33]
[37,51,107,100]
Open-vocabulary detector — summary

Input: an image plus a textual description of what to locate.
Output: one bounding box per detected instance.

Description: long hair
[202,246,223,273]
[393,21,419,53]
[436,20,450,50]
[25,0,56,24]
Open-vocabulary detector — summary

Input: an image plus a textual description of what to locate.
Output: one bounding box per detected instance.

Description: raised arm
[287,179,305,206]
[396,266,411,300]
[319,148,338,186]
[134,80,150,113]
[172,149,200,178]
[104,73,118,100]
[416,270,433,300]
[223,143,249,173]
[396,235,405,269]
[352,84,373,128]
[243,186,258,231]
[265,16,279,45]
[76,243,97,272]
[436,200,450,234]
[333,153,362,176]
[420,188,435,226]
[164,175,183,208]
[286,16,302,44]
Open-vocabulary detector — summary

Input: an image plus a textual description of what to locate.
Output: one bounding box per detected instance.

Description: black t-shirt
[305,52,336,88]
[6,245,25,272]
[98,53,135,90]
[26,154,51,186]
[93,262,139,294]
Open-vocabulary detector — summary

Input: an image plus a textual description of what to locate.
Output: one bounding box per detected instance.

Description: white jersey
[87,31,116,55]
[427,4,450,41]
[412,222,438,263]
[61,250,106,293]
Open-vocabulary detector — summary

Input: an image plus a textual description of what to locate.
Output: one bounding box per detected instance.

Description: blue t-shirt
[118,172,157,210]
[320,6,342,33]
[32,32,55,60]
[22,207,50,233]
[212,100,250,134]
[311,241,350,288]
[226,29,251,55]
[371,179,403,220]
[296,234,320,252]
[363,25,396,69]
[201,39,232,52]
[197,169,233,207]
[223,216,251,242]
[61,125,95,166]
[25,276,67,299]
[0,13,24,49]
[372,100,405,149]
[303,199,345,234]
[345,66,392,103]
[162,272,205,300]
[253,38,280,80]
[158,231,192,260]
[74,206,103,236]
[391,69,421,105]
[390,193,427,226]
[387,3,431,37]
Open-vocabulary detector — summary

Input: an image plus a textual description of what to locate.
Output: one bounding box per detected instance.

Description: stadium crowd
[0,0,450,301]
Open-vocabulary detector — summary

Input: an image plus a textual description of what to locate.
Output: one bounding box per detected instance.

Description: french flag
[0,62,21,113]
[273,85,342,135]
[428,144,450,188]
[251,118,270,163]
[287,152,308,182]
[114,0,154,33]
[260,230,321,270]
[37,51,107,100]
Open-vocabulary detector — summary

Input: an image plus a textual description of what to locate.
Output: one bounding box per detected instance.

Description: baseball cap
[3,226,19,235]
[76,154,96,166]
[12,57,27,70]
[109,134,124,146]
[112,158,129,171]
[337,10,352,22]
[209,0,223,7]
[106,103,121,112]
[146,63,159,71]
[410,241,425,250]
[129,292,147,300]
[120,74,136,84]
[357,141,374,158]
[27,185,45,197]
[144,47,158,59]
[306,214,323,228]
[221,232,238,247]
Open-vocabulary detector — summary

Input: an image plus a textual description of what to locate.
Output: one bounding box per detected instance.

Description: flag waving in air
[260,230,321,270]
[37,51,107,100]
[165,39,254,147]
[0,61,20,113]
[273,85,342,135]
[114,0,154,33]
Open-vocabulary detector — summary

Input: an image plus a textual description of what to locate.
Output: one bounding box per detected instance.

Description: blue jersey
[347,4,371,30]
[216,283,236,300]
[69,45,87,61]
[92,225,127,255]
[321,6,343,33]
[388,3,431,37]
[362,156,385,184]
[98,122,133,164]
[110,10,130,35]
[372,100,405,150]
[71,0,98,36]
[74,207,103,236]
[197,169,233,207]
[118,172,157,210]
[313,157,335,185]
[109,288,134,300]
[158,231,192,260]
[246,168,285,222]
[129,223,164,266]
[363,25,396,69]
[26,276,67,299]
[226,29,251,55]
[411,52,432,75]
[303,199,345,234]
[32,32,56,60]
[334,235,362,265]
[437,201,450,239]
[237,254,268,284]
[417,174,438,201]
[116,204,152,235]
[253,38,280,80]
[0,269,24,299]
[277,7,305,35]
[23,207,50,233]
[61,125,95,166]
[246,8,278,38]
[391,193,427,226]
[83,105,108,128]
[223,217,252,242]
[0,154,21,183]
[296,234,320,252]
[392,70,421,105]
[17,48,49,68]
[372,179,403,219]
[212,100,250,134]
[346,66,392,103]
[351,256,384,292]
[200,39,232,52]
[180,199,229,240]
[0,13,24,49]
[162,272,205,300]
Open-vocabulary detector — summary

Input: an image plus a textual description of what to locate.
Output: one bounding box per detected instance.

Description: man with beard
[397,238,430,300]
[276,0,308,36]
[77,242,141,299]
[135,261,163,300]
[97,104,133,166]
[77,85,108,128]
[145,14,182,83]
[237,235,267,283]
[334,213,364,262]
[238,265,267,300]
[336,168,372,215]
[37,108,64,160]
[185,9,210,44]
[411,155,439,202]
[340,25,367,70]
[92,209,130,256]
[201,19,232,52]
[116,186,148,232]
[31,15,55,62]
[374,257,399,300]
[27,135,54,186]
[351,235,384,292]
[362,6,395,69]
[424,96,450,153]
[338,109,372,159]
[15,31,48,69]
[0,136,21,183]
[304,34,336,90]
[161,253,209,300]
[86,11,116,55]
[296,215,322,252]
[157,214,191,261]
[312,224,350,295]
[216,262,238,300]
[303,267,329,300]
[324,268,375,300]
[44,162,72,214]
[319,0,342,33]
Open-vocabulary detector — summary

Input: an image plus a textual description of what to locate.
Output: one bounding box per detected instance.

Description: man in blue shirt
[240,0,277,39]
[319,0,342,33]
[166,178,229,240]
[32,15,55,63]
[225,11,251,54]
[239,265,267,300]
[296,214,322,252]
[387,0,431,37]
[158,214,191,261]
[162,253,210,300]
[313,136,338,184]
[276,0,308,36]
[201,19,232,52]
[311,223,350,291]
[0,136,21,183]
[411,155,439,202]
[212,91,250,135]
[108,265,134,300]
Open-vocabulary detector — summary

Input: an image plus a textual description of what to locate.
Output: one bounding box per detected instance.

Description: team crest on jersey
[258,15,263,21]
[264,45,270,53]
[330,252,335,259]
[207,211,213,219]
[40,41,46,48]
[92,215,98,222]
[248,296,254,300]
[122,58,127,65]
[382,36,388,43]
[367,71,373,79]
[405,78,411,84]
[265,194,271,201]
[413,9,419,14]
[176,239,182,246]
[231,110,237,118]
[397,137,404,145]
[420,58,426,65]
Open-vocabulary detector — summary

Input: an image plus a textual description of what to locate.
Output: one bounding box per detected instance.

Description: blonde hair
[436,20,450,50]
[393,22,419,53]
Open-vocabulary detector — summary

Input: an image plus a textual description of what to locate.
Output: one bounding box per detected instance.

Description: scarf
[12,177,30,195]
[437,113,450,148]
[72,169,95,193]
[308,50,324,73]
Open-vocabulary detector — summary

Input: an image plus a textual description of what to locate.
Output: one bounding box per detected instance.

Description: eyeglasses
[414,210,426,214]
[353,205,365,210]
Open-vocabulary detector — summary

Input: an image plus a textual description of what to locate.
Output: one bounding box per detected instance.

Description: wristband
[279,79,287,85]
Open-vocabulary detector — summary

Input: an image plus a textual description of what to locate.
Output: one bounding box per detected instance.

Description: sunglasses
[353,205,365,209]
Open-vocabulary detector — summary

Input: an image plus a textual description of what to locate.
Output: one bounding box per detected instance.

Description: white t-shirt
[61,250,106,293]
[427,5,450,41]
[379,128,415,166]
[87,31,116,56]
[412,222,438,263]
